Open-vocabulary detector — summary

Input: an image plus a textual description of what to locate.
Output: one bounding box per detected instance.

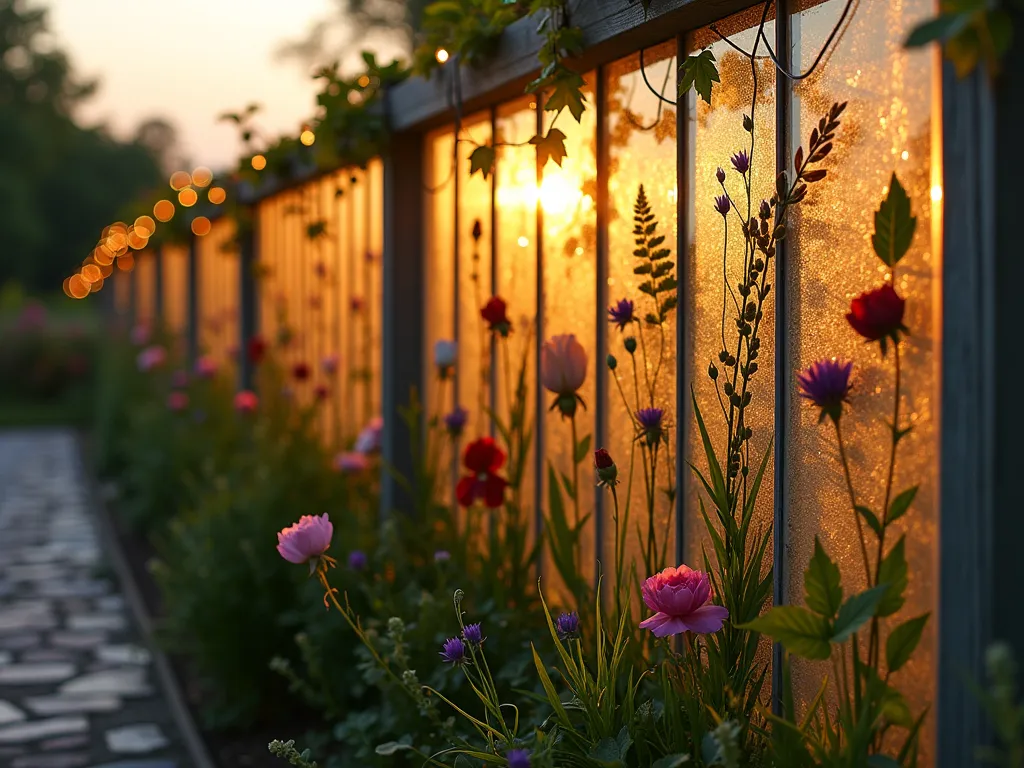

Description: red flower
[456,438,508,509]
[846,284,907,347]
[292,362,311,381]
[481,296,511,337]
[247,336,267,364]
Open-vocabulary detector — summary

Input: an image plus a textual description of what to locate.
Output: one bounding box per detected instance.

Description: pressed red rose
[846,284,907,344]
[481,296,511,336]
[292,362,311,382]
[455,437,508,509]
[247,336,268,364]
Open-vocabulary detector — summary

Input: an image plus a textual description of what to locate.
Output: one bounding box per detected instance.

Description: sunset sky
[46,0,356,170]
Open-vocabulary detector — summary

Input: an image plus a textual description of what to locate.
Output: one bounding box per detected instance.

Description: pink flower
[194,355,218,379]
[130,323,151,346]
[541,334,587,418]
[334,452,370,473]
[234,390,258,413]
[322,354,339,375]
[167,391,189,411]
[136,346,167,372]
[276,513,333,564]
[541,334,587,395]
[639,565,728,637]
[354,416,383,454]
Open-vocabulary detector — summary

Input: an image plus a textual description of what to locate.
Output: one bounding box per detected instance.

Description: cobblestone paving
[0,430,186,768]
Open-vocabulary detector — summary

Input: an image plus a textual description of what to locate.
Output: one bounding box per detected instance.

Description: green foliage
[872,174,917,267]
[678,49,720,106]
[905,0,1013,78]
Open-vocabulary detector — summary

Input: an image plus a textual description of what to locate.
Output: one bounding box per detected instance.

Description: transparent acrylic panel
[686,11,777,564]
[330,171,352,440]
[607,41,679,585]
[786,0,940,756]
[257,195,279,353]
[425,129,457,507]
[163,243,189,347]
[135,251,155,327]
[368,159,384,421]
[458,114,494,438]
[495,98,539,543]
[542,76,598,595]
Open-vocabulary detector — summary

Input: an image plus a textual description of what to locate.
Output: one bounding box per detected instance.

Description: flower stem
[833,419,873,584]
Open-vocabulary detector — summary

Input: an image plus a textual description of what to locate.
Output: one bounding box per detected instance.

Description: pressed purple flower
[434,550,451,563]
[555,611,580,641]
[635,407,665,445]
[440,636,467,665]
[716,167,726,184]
[714,195,731,216]
[759,199,771,220]
[444,406,469,437]
[730,150,750,174]
[797,358,853,424]
[506,749,531,768]
[462,622,484,645]
[347,550,368,571]
[608,298,635,332]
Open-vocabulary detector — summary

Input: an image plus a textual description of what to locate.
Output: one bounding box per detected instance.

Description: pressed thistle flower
[444,406,469,437]
[607,298,635,331]
[730,149,750,174]
[797,358,853,423]
[555,611,580,640]
[716,167,726,184]
[462,622,484,645]
[714,195,731,216]
[635,407,665,445]
[440,636,467,665]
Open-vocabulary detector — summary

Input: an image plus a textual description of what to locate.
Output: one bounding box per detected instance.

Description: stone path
[0,430,187,768]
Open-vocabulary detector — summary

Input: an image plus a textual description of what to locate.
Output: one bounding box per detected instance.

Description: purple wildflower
[347,550,368,571]
[434,550,451,563]
[462,622,484,645]
[797,358,853,424]
[730,150,750,174]
[555,611,580,641]
[716,167,726,184]
[506,749,531,768]
[440,636,467,665]
[635,407,665,445]
[714,195,730,216]
[444,406,469,437]
[608,298,635,332]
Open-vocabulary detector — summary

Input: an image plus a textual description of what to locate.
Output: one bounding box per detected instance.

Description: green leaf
[872,173,916,266]
[804,537,843,618]
[886,613,930,673]
[832,585,887,644]
[530,128,567,168]
[531,643,571,727]
[545,72,587,121]
[574,432,592,464]
[905,11,972,47]
[469,144,496,179]
[375,741,414,756]
[740,606,831,660]
[590,738,625,767]
[856,505,884,537]
[877,537,909,617]
[679,48,720,105]
[887,485,918,526]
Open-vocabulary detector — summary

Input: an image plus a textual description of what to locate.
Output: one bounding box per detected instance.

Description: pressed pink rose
[276,513,333,564]
[136,345,167,372]
[167,391,189,411]
[334,452,370,473]
[194,355,218,379]
[541,334,587,395]
[234,390,258,413]
[639,565,728,637]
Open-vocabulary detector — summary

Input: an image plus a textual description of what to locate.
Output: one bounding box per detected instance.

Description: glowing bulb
[538,173,581,216]
[517,236,529,248]
[127,227,149,250]
[192,166,214,187]
[81,264,102,283]
[68,274,89,299]
[300,130,315,146]
[154,199,175,222]
[930,185,943,202]
[191,216,212,236]
[169,171,191,191]
[178,188,198,207]
[357,75,370,88]
[900,150,910,161]
[252,154,267,171]
[208,187,226,205]
[435,48,449,64]
[134,215,156,237]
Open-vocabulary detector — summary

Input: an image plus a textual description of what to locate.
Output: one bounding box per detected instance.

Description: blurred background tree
[276,0,431,70]
[0,0,164,295]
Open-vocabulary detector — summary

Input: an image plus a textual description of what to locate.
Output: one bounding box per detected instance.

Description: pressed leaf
[574,433,592,464]
[872,173,917,266]
[739,606,831,660]
[887,485,918,526]
[804,537,842,618]
[530,128,568,168]
[905,11,972,47]
[678,48,720,105]
[877,537,909,617]
[856,505,884,537]
[469,144,496,179]
[886,613,930,673]
[832,585,888,643]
